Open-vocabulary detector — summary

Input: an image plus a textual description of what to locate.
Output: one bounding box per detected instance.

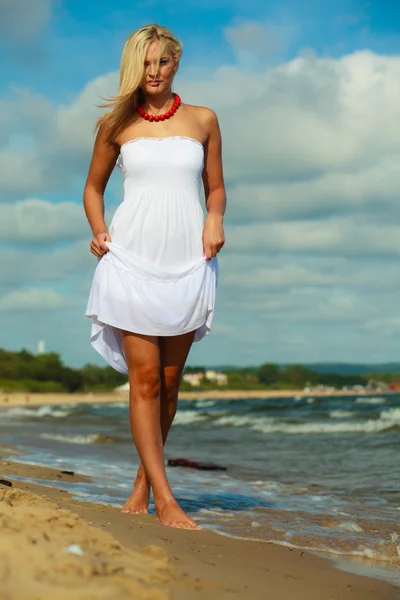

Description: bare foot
[155,498,202,530]
[121,474,150,515]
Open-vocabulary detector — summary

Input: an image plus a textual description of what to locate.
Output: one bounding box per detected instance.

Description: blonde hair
[95,24,182,142]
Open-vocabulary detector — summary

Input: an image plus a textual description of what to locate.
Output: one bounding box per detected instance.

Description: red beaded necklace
[136,94,181,122]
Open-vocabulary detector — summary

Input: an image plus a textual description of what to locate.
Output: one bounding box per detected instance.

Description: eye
[160,59,169,65]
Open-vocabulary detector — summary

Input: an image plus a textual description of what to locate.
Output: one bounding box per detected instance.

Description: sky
[2,0,400,369]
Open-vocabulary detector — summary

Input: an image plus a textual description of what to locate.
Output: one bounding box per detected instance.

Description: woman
[84,24,226,530]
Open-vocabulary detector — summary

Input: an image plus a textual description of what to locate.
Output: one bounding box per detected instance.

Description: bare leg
[122,330,195,514]
[121,330,200,529]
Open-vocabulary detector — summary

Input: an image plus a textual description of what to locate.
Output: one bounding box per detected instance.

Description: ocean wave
[39,433,124,444]
[213,410,400,434]
[214,415,260,427]
[330,410,353,419]
[211,529,400,567]
[195,400,216,408]
[1,405,75,419]
[380,407,400,420]
[99,401,128,409]
[355,397,387,405]
[172,411,209,425]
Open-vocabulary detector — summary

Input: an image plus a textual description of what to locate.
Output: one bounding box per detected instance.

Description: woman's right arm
[83,125,119,258]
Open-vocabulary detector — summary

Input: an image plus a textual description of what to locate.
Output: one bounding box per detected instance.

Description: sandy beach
[0,388,391,408]
[0,455,398,600]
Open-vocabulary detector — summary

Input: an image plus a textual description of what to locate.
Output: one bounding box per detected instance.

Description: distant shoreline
[0,388,395,408]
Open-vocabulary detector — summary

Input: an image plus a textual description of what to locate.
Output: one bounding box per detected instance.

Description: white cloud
[0,288,72,311]
[0,153,53,196]
[0,88,54,141]
[227,153,400,223]
[0,241,93,286]
[3,49,400,223]
[361,317,400,335]
[180,51,400,185]
[226,219,400,256]
[223,263,340,288]
[214,250,400,346]
[220,253,400,290]
[56,72,118,152]
[0,76,117,199]
[0,199,88,242]
[219,281,400,332]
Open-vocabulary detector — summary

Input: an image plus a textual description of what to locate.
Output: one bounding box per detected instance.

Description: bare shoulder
[96,120,118,149]
[184,103,220,133]
[185,104,218,119]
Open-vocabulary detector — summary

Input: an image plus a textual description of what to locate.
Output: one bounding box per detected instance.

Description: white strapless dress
[85,136,218,374]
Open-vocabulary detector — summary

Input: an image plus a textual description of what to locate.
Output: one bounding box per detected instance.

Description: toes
[165,521,180,528]
[166,521,201,530]
[175,522,189,529]
[121,507,149,515]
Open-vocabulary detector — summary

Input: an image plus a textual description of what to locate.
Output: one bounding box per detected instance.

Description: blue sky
[2,0,400,369]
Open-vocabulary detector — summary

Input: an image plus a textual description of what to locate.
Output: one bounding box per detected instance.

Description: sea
[1,392,399,580]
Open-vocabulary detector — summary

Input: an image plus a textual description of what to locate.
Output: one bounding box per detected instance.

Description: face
[141,40,176,96]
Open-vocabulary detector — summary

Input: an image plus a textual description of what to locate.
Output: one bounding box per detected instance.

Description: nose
[148,62,159,78]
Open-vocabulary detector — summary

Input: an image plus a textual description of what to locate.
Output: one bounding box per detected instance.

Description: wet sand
[0,459,398,600]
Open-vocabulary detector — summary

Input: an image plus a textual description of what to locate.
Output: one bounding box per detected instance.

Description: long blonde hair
[95,24,183,142]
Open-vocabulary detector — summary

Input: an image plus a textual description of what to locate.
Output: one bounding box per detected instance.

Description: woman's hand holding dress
[202,213,225,261]
[90,231,112,258]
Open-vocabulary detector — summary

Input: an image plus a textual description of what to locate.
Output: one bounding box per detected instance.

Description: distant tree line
[0,349,126,393]
[180,363,368,392]
[0,349,396,393]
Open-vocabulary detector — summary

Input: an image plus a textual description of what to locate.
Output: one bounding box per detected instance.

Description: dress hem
[87,313,212,376]
[85,312,212,340]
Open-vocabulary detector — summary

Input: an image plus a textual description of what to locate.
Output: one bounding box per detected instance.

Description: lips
[149,81,162,86]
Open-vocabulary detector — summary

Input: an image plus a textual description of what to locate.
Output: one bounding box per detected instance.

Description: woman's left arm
[202,110,227,261]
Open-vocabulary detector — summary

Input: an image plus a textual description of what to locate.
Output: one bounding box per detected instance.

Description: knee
[131,365,160,401]
[162,372,181,403]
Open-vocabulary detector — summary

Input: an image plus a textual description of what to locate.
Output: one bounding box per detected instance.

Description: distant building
[115,381,130,392]
[205,370,228,385]
[182,372,204,386]
[37,340,46,355]
[182,370,228,386]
